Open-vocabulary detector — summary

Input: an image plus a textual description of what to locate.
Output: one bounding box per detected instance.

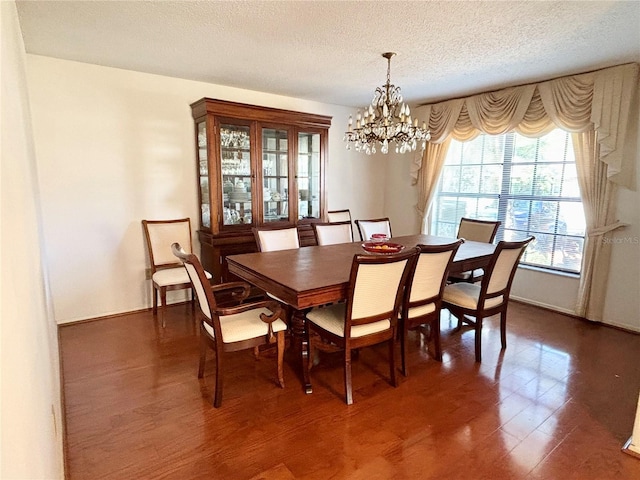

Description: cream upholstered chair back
[354,218,392,241]
[183,256,213,322]
[327,209,352,223]
[484,240,531,296]
[407,241,463,312]
[457,218,500,244]
[144,218,193,268]
[253,226,300,252]
[449,218,501,284]
[313,222,353,245]
[348,249,417,323]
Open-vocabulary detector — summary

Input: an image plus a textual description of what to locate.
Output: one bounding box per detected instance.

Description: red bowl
[362,242,405,254]
[370,233,389,242]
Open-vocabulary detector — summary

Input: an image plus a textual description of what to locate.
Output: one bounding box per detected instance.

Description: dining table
[226,233,496,393]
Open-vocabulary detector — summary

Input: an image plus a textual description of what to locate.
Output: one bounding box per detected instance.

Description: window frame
[430,130,585,274]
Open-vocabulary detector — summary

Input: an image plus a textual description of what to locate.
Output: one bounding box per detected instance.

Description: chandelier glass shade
[344,52,430,155]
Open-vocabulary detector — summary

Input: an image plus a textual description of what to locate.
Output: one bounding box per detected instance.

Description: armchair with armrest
[172,243,287,408]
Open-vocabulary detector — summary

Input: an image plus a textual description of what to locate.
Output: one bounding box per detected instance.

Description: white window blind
[431,129,586,273]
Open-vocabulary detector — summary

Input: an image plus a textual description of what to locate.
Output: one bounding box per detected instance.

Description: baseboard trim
[622,436,640,459]
[57,302,192,327]
[510,296,578,318]
[510,297,640,334]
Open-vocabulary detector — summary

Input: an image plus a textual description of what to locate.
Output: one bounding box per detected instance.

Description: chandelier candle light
[344,52,430,155]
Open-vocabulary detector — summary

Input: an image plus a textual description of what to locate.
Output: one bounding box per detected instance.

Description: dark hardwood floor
[59,301,640,479]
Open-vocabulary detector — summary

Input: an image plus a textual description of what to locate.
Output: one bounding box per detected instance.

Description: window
[431,129,586,273]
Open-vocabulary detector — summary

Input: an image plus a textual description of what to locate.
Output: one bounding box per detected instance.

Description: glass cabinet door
[220,123,252,226]
[197,121,211,228]
[297,132,321,219]
[262,128,290,223]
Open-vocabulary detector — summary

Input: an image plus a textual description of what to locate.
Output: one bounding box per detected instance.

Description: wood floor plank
[59,302,640,479]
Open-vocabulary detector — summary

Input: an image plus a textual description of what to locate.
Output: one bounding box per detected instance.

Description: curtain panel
[412,62,639,321]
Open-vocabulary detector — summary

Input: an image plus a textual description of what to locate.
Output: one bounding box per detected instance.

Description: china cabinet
[191,98,331,281]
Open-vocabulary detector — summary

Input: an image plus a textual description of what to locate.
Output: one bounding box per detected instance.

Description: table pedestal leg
[291,308,312,394]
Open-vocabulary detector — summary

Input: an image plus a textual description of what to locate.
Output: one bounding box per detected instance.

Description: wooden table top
[227,234,495,310]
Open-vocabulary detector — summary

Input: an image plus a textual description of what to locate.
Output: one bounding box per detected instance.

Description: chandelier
[344,52,430,155]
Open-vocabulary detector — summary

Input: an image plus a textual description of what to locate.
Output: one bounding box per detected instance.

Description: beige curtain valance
[412,63,639,188]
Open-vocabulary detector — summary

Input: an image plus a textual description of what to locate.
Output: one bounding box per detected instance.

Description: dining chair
[252,226,300,252]
[400,240,463,375]
[449,217,501,284]
[442,236,534,362]
[312,222,354,245]
[251,225,300,321]
[305,247,419,405]
[327,209,355,241]
[327,209,352,224]
[354,217,392,241]
[172,243,287,408]
[142,218,212,327]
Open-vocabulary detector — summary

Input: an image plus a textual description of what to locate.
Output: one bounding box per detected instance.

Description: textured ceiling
[15,0,640,107]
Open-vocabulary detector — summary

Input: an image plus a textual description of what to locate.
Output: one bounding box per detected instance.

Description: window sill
[518,264,580,279]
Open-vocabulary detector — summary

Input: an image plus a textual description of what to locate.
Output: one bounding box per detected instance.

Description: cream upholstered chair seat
[313,222,353,246]
[202,307,287,343]
[306,303,390,338]
[442,283,503,310]
[405,302,436,318]
[152,267,211,287]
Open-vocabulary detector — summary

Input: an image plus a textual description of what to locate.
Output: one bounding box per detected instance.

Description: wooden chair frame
[172,243,286,408]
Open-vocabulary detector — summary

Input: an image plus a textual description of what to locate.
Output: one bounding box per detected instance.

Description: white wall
[600,112,640,330]
[25,55,385,323]
[383,151,421,236]
[1,2,64,478]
